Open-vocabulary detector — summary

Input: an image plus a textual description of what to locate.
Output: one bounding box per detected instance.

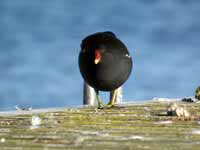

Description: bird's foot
[98,103,104,109]
[105,102,115,108]
[104,89,118,109]
[98,103,115,109]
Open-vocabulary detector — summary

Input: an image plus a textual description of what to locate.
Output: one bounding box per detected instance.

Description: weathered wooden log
[0,100,199,149]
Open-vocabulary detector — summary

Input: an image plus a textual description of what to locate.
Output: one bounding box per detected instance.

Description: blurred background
[0,0,200,110]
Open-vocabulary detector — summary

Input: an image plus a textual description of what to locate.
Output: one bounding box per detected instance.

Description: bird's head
[94,49,102,64]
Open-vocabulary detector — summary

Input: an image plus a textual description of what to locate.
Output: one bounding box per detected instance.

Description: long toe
[98,103,104,109]
[105,103,115,108]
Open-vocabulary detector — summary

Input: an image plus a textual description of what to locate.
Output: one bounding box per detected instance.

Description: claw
[98,103,104,109]
[105,103,115,108]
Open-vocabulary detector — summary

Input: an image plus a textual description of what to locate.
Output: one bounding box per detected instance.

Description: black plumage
[79,31,133,108]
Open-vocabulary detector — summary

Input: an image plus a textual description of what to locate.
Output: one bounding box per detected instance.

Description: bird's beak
[94,58,100,64]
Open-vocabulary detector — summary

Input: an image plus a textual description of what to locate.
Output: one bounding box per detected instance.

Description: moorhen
[79,31,133,108]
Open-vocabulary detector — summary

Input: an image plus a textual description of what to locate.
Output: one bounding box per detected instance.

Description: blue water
[0,0,200,110]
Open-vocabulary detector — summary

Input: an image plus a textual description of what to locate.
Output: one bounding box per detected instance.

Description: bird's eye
[125,54,131,58]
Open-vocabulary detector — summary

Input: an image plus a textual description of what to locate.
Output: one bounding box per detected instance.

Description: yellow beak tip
[94,59,100,64]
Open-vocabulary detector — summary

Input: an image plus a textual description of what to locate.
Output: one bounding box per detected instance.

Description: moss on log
[0,101,200,150]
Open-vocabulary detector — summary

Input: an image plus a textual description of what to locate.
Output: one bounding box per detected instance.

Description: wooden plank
[0,100,200,150]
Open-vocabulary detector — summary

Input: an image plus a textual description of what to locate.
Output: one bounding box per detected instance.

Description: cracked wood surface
[0,101,200,150]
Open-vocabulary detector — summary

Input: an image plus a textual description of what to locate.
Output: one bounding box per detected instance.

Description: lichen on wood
[0,101,200,150]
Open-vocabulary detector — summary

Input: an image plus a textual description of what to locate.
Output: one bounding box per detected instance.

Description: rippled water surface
[0,0,200,110]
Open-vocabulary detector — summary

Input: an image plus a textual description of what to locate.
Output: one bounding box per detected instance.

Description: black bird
[79,31,132,108]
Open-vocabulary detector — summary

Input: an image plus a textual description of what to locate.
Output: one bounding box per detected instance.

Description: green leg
[106,89,118,108]
[96,90,104,109]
